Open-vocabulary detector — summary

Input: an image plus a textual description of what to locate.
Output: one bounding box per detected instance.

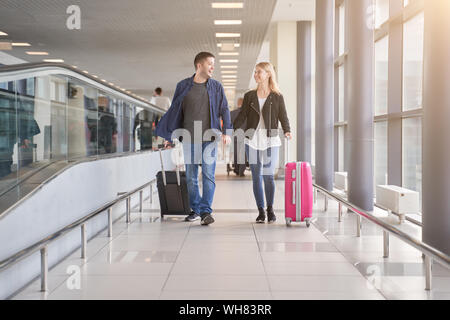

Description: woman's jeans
[182,142,218,215]
[245,145,280,209]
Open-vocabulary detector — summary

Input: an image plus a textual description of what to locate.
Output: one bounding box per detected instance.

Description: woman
[234,62,292,224]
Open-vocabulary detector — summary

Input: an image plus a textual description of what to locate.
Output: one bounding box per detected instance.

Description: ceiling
[0,0,277,103]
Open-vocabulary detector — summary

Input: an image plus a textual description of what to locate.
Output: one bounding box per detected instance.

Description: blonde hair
[255,62,281,95]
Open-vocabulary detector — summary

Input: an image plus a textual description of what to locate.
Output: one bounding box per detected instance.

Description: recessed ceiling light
[219,52,239,56]
[26,51,49,55]
[221,65,238,69]
[222,75,237,79]
[220,59,239,63]
[222,70,237,74]
[43,59,64,63]
[216,33,240,38]
[12,42,31,47]
[83,70,89,74]
[217,43,240,48]
[72,65,78,68]
[0,31,8,36]
[92,75,99,78]
[214,20,242,25]
[212,3,244,9]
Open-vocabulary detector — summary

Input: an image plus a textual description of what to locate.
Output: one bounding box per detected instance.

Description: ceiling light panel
[216,33,240,38]
[214,20,242,25]
[0,31,8,36]
[220,59,239,63]
[219,52,239,56]
[221,65,238,69]
[12,42,31,47]
[212,3,244,9]
[26,51,49,55]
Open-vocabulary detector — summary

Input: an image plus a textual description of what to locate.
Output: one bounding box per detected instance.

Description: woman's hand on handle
[285,132,292,140]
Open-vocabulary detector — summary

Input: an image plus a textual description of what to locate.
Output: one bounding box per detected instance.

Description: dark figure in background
[134,110,154,150]
[0,80,40,179]
[230,97,247,177]
[98,96,117,154]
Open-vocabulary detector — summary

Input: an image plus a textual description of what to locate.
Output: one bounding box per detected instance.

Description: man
[150,87,171,111]
[230,97,247,177]
[156,52,232,226]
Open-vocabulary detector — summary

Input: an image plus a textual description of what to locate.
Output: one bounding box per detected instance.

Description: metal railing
[313,184,450,291]
[0,179,156,293]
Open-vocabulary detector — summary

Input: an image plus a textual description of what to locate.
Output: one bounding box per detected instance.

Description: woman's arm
[233,93,250,129]
[278,94,291,134]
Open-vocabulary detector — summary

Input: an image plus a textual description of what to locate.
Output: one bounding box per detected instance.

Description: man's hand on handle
[285,132,292,140]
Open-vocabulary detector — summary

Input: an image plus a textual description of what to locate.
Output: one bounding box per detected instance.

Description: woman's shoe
[267,206,276,224]
[256,208,266,224]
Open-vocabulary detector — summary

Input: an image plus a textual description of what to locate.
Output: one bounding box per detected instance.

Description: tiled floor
[11,165,450,300]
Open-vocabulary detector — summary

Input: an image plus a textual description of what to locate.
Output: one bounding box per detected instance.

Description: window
[376,0,390,28]
[403,12,424,111]
[402,117,422,205]
[375,36,389,116]
[374,121,388,189]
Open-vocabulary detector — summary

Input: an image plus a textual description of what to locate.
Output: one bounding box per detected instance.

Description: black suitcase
[156,146,191,219]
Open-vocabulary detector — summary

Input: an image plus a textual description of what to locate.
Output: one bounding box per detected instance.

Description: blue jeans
[245,145,280,209]
[183,142,218,215]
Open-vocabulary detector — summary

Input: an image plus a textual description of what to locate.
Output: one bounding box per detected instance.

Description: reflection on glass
[375,36,389,116]
[134,109,155,151]
[0,73,164,196]
[403,13,424,111]
[98,94,118,154]
[0,81,17,184]
[374,121,388,193]
[402,117,422,207]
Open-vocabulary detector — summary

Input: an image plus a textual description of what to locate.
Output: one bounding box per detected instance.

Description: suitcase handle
[285,137,290,165]
[292,181,296,205]
[158,142,181,187]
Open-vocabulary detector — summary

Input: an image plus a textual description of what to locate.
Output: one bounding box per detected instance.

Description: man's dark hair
[194,52,215,70]
[155,87,162,95]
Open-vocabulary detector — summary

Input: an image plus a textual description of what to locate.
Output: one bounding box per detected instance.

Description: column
[297,21,312,163]
[315,0,334,191]
[347,0,374,211]
[422,0,450,255]
[270,22,297,164]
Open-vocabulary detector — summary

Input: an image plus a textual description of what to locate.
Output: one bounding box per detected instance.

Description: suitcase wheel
[305,218,311,228]
[286,218,292,227]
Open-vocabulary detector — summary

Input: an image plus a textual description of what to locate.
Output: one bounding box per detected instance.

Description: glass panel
[338,126,345,172]
[339,5,345,56]
[15,78,42,178]
[33,75,67,163]
[402,117,422,208]
[67,79,98,159]
[338,66,345,122]
[0,81,18,192]
[122,101,131,152]
[403,12,424,111]
[134,109,154,151]
[375,36,389,116]
[376,0,390,28]
[374,121,388,193]
[98,93,118,154]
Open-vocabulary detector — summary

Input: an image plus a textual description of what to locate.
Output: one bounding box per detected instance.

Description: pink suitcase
[285,161,313,227]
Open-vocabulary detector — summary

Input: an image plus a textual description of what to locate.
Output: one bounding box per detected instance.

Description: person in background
[150,87,171,111]
[230,97,247,177]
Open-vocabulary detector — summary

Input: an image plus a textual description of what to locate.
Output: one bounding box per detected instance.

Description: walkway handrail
[313,183,450,290]
[0,178,156,293]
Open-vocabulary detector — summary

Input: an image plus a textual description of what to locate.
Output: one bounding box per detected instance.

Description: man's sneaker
[185,212,201,222]
[256,207,266,224]
[267,206,276,224]
[200,213,215,226]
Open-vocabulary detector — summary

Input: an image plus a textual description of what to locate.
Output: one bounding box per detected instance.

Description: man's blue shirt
[155,75,233,142]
